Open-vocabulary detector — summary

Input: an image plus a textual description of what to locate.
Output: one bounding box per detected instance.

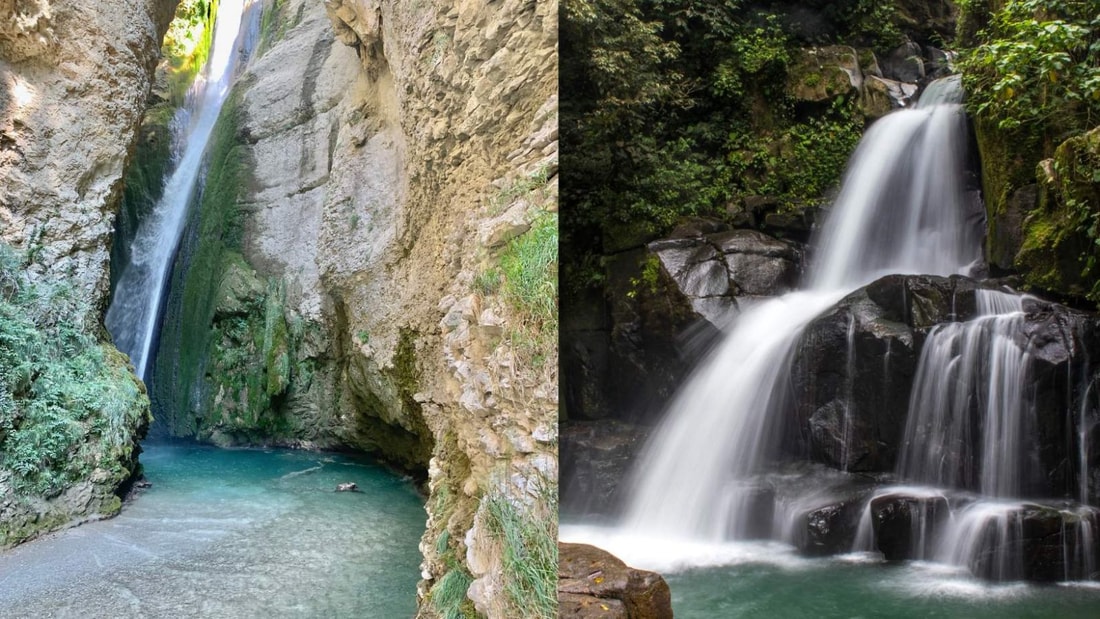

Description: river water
[0,444,424,618]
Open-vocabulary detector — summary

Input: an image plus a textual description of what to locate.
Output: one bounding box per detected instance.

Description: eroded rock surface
[151,0,557,616]
[0,0,177,313]
[558,543,673,619]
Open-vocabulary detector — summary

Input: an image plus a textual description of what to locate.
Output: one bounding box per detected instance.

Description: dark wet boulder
[800,494,868,556]
[560,421,650,517]
[558,543,673,619]
[880,40,925,84]
[786,273,1100,490]
[964,503,1100,582]
[870,493,949,560]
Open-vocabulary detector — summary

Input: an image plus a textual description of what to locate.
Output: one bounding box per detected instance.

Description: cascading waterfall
[106,0,249,380]
[897,290,1036,497]
[620,78,982,540]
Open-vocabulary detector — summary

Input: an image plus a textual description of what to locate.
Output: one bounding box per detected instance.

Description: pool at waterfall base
[562,523,1100,618]
[0,444,424,617]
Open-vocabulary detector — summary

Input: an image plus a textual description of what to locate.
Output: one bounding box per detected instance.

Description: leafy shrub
[959,0,1100,133]
[0,244,147,497]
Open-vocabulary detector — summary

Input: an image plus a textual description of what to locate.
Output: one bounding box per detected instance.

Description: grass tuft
[483,487,558,619]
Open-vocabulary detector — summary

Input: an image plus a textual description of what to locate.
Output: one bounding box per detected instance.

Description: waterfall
[897,290,1036,497]
[106,0,249,380]
[619,78,982,541]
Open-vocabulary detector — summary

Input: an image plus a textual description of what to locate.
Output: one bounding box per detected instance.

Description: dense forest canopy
[562,0,1100,303]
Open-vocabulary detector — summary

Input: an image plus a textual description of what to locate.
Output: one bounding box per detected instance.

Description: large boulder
[787,275,976,471]
[649,228,802,326]
[870,492,950,560]
[961,503,1100,582]
[558,543,673,619]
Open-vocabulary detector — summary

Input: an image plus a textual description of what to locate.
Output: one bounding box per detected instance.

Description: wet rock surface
[870,493,949,560]
[560,421,650,518]
[558,542,673,619]
[786,274,1100,499]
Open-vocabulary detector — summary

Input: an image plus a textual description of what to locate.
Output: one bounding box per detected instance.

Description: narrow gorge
[2,0,557,617]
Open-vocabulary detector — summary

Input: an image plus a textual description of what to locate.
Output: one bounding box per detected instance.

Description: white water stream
[106,0,249,380]
[617,83,980,546]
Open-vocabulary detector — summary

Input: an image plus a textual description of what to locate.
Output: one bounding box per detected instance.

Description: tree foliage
[958,0,1100,132]
[562,0,889,291]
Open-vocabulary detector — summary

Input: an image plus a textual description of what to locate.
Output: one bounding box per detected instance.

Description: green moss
[163,0,219,105]
[152,92,300,442]
[154,90,249,435]
[112,103,176,294]
[258,0,295,57]
[1016,128,1100,302]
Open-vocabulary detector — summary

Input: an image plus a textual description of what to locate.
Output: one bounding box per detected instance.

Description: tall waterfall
[620,81,982,539]
[106,0,249,380]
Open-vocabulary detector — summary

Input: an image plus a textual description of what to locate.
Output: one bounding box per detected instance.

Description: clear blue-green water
[666,559,1100,619]
[561,524,1100,619]
[0,444,425,618]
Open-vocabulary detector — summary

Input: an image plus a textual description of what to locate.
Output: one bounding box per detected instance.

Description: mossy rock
[1016,128,1100,302]
[785,47,860,103]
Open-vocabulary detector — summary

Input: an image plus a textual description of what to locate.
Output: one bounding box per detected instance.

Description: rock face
[562,224,801,424]
[0,0,178,314]
[787,274,1100,501]
[0,0,173,547]
[146,0,557,616]
[558,543,673,619]
[560,421,650,518]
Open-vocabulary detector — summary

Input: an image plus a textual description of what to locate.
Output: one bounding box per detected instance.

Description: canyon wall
[0,0,176,545]
[148,0,558,616]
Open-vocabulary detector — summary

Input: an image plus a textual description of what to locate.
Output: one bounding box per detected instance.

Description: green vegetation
[483,488,558,619]
[0,243,147,515]
[163,0,219,104]
[430,563,476,619]
[498,211,558,367]
[258,0,295,56]
[958,0,1099,133]
[152,93,306,442]
[490,164,553,215]
[561,0,900,293]
[956,0,1100,302]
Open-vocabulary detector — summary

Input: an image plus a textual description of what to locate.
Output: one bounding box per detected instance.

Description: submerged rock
[558,543,673,619]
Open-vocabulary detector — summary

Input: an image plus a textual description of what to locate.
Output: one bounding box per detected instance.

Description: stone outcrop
[0,0,178,314]
[558,543,673,619]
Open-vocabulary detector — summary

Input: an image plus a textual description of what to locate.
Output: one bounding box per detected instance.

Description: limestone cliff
[0,0,175,545]
[1,0,177,313]
[151,0,557,616]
